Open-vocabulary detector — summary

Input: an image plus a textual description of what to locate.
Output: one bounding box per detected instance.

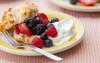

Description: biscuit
[1,2,39,32]
[1,2,39,44]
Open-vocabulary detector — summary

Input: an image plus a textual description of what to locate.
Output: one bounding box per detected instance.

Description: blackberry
[40,32,48,40]
[44,39,53,47]
[24,17,37,29]
[51,18,59,23]
[36,24,46,35]
[32,28,37,35]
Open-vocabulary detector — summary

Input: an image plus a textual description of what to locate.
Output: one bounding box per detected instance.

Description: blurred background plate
[51,0,100,12]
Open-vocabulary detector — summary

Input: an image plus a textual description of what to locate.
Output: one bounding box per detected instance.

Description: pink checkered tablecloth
[0,0,100,63]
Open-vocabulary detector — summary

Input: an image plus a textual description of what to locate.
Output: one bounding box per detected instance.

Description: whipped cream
[50,18,76,46]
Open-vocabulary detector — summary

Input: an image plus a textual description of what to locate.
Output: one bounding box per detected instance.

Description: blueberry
[44,39,53,47]
[70,0,78,5]
[34,16,42,24]
[47,23,54,28]
[40,32,48,40]
[51,18,59,23]
[36,24,46,35]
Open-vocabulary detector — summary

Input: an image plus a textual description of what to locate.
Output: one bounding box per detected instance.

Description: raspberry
[42,19,50,26]
[37,13,49,26]
[46,26,58,37]
[32,37,44,48]
[37,13,48,20]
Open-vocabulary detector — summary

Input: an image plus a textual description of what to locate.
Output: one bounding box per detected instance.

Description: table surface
[0,0,100,63]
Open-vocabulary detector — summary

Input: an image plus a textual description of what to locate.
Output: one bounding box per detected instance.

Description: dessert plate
[51,0,100,12]
[0,11,84,56]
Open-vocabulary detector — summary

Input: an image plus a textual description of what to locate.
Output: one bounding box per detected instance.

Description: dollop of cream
[50,18,76,46]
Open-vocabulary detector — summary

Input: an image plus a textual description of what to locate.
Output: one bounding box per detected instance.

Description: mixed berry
[70,0,98,6]
[51,18,59,23]
[15,13,59,48]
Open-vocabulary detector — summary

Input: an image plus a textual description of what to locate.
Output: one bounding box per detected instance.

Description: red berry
[46,26,58,37]
[42,19,50,26]
[80,0,97,6]
[15,24,20,35]
[18,23,32,36]
[37,13,48,20]
[32,37,44,48]
[37,13,49,25]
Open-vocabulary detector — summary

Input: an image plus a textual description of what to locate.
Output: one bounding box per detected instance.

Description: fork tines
[2,31,20,46]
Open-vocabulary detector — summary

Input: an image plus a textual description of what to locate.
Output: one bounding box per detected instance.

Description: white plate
[0,10,84,56]
[51,0,100,12]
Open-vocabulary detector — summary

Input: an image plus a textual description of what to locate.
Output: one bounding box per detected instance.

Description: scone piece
[1,8,14,32]
[13,2,39,23]
[1,2,39,32]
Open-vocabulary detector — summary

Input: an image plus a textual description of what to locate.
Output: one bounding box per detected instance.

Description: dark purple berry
[47,23,54,28]
[25,17,37,28]
[51,18,59,23]
[40,32,48,40]
[32,28,37,35]
[44,39,53,47]
[36,24,46,35]
[34,16,42,24]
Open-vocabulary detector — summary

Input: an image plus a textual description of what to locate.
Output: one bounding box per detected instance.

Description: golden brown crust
[13,2,39,23]
[1,8,16,32]
[1,2,39,32]
[0,21,3,33]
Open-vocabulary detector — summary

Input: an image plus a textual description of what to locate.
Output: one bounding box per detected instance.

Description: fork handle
[25,45,63,61]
